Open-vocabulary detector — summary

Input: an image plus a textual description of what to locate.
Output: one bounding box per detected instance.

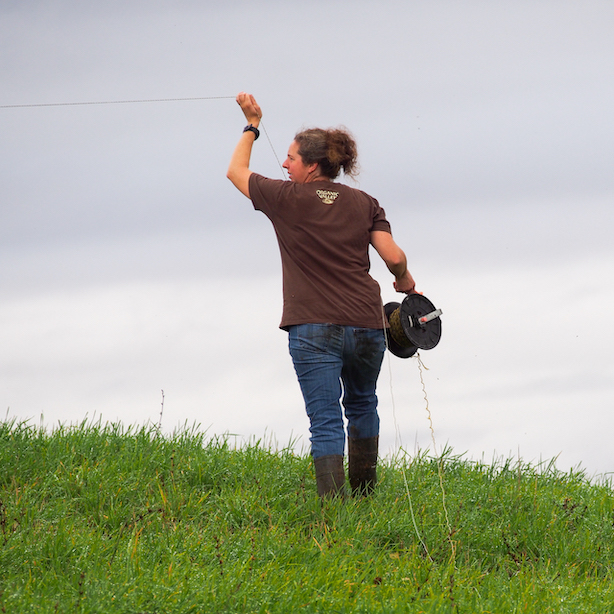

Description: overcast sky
[2,1,613,478]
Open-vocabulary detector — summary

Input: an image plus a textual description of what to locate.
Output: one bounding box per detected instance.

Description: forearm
[227,92,262,198]
[370,230,417,293]
[384,248,407,278]
[386,251,416,292]
[226,127,258,197]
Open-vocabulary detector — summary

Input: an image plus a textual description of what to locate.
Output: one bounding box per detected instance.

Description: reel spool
[384,294,442,358]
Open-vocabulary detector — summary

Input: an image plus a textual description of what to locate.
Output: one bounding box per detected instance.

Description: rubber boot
[314,455,346,498]
[348,436,378,496]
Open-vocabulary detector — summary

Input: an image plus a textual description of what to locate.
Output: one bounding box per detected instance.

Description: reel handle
[415,308,443,326]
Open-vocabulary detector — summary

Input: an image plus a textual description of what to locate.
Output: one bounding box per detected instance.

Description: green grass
[1,419,614,613]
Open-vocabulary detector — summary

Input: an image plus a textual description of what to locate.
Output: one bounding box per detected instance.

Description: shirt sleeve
[371,198,392,234]
[249,173,287,219]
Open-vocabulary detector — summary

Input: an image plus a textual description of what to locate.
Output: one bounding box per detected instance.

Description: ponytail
[294,127,359,180]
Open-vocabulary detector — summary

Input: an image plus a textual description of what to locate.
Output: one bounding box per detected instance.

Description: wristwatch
[243,124,260,140]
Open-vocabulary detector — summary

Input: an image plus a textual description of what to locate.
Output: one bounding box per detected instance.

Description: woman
[227,92,417,497]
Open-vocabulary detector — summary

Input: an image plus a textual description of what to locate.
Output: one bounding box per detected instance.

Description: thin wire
[381,304,456,564]
[2,94,289,180]
[0,95,235,109]
[259,119,287,180]
[415,352,456,562]
[380,306,432,561]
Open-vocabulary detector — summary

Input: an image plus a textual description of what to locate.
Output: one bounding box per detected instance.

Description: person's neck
[305,174,329,183]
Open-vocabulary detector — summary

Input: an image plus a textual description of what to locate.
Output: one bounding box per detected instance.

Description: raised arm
[370,230,417,293]
[226,92,262,198]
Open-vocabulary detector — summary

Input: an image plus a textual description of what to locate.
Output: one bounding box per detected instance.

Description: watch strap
[243,124,260,140]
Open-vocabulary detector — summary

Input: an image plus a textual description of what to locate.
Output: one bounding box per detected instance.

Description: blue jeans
[288,324,386,459]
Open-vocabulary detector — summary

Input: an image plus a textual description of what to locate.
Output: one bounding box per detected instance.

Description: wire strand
[259,119,287,180]
[0,95,236,109]
[380,304,432,561]
[2,94,289,180]
[415,352,456,562]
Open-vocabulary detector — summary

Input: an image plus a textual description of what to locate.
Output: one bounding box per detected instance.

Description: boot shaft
[314,454,346,498]
[348,436,378,496]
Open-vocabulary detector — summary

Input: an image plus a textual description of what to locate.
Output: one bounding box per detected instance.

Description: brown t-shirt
[249,173,391,330]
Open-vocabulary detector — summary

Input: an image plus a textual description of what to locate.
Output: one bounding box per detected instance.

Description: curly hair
[294,127,359,180]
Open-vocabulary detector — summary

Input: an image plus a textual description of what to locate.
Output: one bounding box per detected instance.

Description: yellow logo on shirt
[316,189,340,205]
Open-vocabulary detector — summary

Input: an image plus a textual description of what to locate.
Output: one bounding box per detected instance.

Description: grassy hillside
[1,419,613,613]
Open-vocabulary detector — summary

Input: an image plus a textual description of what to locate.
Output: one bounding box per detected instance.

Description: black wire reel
[384,294,443,358]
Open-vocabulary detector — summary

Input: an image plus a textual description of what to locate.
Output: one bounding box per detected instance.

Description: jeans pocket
[353,328,386,362]
[289,323,340,359]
